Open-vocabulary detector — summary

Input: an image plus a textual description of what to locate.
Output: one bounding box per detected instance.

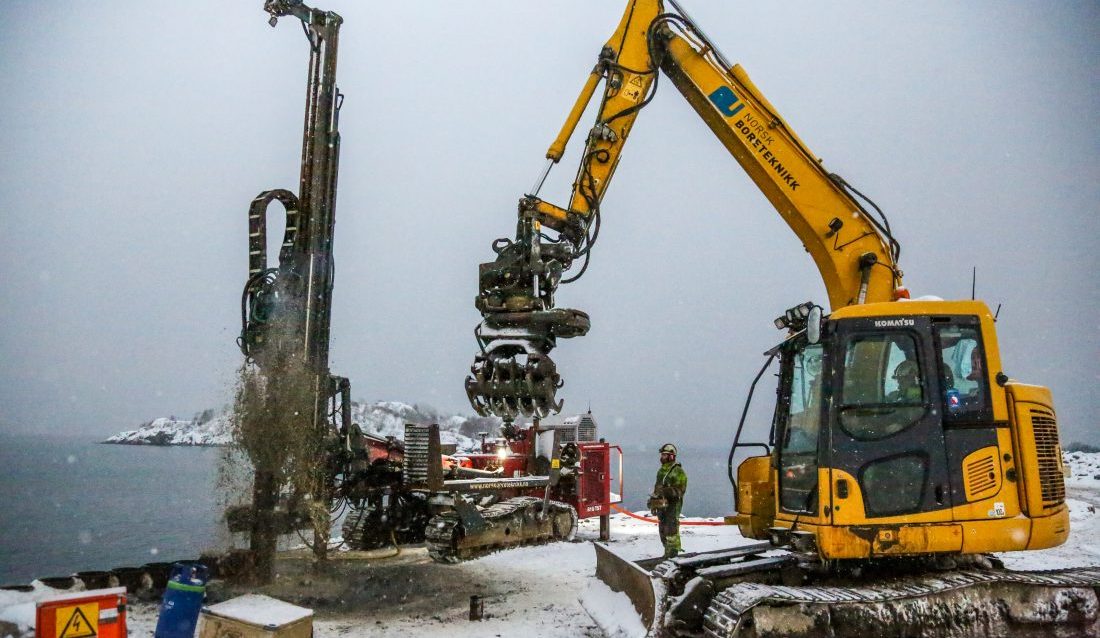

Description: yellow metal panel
[874,523,963,555]
[961,445,1002,502]
[958,508,1066,554]
[812,523,871,558]
[1007,385,1064,517]
[1028,506,1070,550]
[950,428,1022,522]
[809,513,1062,559]
[734,455,774,539]
[958,518,1028,553]
[803,522,963,559]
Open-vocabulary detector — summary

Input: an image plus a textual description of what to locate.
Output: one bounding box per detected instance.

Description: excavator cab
[734,300,1069,560]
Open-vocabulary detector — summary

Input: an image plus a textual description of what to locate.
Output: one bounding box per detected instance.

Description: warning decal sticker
[621,73,644,103]
[56,603,98,638]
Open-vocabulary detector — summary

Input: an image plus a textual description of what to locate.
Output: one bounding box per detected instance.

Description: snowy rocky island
[102,400,497,451]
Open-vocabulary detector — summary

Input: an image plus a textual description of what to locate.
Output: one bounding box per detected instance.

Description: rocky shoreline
[102,401,498,450]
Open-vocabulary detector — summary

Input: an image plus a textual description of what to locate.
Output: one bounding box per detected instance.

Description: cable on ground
[610,503,728,526]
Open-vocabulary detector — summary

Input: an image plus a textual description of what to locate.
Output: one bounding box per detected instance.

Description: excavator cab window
[838,333,926,440]
[933,319,993,423]
[777,340,824,513]
[828,317,955,519]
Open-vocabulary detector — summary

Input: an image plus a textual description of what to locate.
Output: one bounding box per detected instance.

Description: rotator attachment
[466,308,590,419]
[263,0,310,26]
[467,190,595,419]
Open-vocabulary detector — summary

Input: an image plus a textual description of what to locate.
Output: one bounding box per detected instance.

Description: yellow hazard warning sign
[56,603,98,638]
[621,73,644,103]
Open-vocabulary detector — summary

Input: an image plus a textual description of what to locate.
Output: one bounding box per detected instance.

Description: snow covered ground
[0,514,740,638]
[998,450,1100,570]
[4,453,1098,638]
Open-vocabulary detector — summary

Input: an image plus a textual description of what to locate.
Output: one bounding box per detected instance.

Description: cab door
[774,339,826,516]
[827,316,954,524]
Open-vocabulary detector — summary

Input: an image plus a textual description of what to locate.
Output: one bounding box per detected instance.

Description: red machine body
[338,413,622,557]
[576,442,615,518]
[450,420,622,520]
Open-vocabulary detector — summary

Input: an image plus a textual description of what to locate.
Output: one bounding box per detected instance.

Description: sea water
[0,431,739,583]
[0,431,224,584]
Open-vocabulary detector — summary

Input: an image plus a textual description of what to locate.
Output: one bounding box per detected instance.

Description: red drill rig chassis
[339,415,623,563]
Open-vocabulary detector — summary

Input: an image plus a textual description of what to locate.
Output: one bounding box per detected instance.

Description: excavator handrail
[726,349,778,501]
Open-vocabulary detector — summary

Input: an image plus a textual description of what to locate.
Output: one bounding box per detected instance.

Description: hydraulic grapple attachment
[466,203,592,419]
[465,308,590,419]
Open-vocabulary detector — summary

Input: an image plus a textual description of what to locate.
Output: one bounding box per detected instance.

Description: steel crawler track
[702,564,1100,638]
[425,496,578,563]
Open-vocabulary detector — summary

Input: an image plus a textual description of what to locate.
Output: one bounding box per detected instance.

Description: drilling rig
[235,0,348,580]
[229,1,620,572]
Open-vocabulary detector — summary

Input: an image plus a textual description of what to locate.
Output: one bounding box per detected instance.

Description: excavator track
[425,496,577,564]
[597,542,1100,637]
[702,564,1100,637]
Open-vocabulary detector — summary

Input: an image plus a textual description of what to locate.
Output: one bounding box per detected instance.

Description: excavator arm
[467,0,901,419]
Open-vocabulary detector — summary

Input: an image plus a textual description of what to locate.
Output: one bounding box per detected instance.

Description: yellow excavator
[465,1,1100,635]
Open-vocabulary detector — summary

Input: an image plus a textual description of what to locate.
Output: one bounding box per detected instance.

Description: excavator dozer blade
[593,542,666,631]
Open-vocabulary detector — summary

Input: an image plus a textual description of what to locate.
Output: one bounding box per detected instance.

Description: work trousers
[657,500,682,558]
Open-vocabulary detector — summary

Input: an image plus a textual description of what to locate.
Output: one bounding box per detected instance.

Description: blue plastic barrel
[154,561,209,638]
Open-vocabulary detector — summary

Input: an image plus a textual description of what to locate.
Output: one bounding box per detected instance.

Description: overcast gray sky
[1,1,1097,450]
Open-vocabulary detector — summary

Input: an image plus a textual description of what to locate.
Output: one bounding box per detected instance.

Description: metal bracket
[452,495,489,534]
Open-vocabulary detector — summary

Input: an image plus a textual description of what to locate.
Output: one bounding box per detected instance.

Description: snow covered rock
[1063,450,1100,489]
[103,401,494,452]
[103,413,232,446]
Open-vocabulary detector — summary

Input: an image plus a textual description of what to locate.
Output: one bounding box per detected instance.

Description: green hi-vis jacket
[655,461,688,503]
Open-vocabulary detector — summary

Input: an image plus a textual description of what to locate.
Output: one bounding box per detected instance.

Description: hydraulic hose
[610,503,727,526]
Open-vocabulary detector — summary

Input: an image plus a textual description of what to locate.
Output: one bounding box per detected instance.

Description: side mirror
[806,306,822,344]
